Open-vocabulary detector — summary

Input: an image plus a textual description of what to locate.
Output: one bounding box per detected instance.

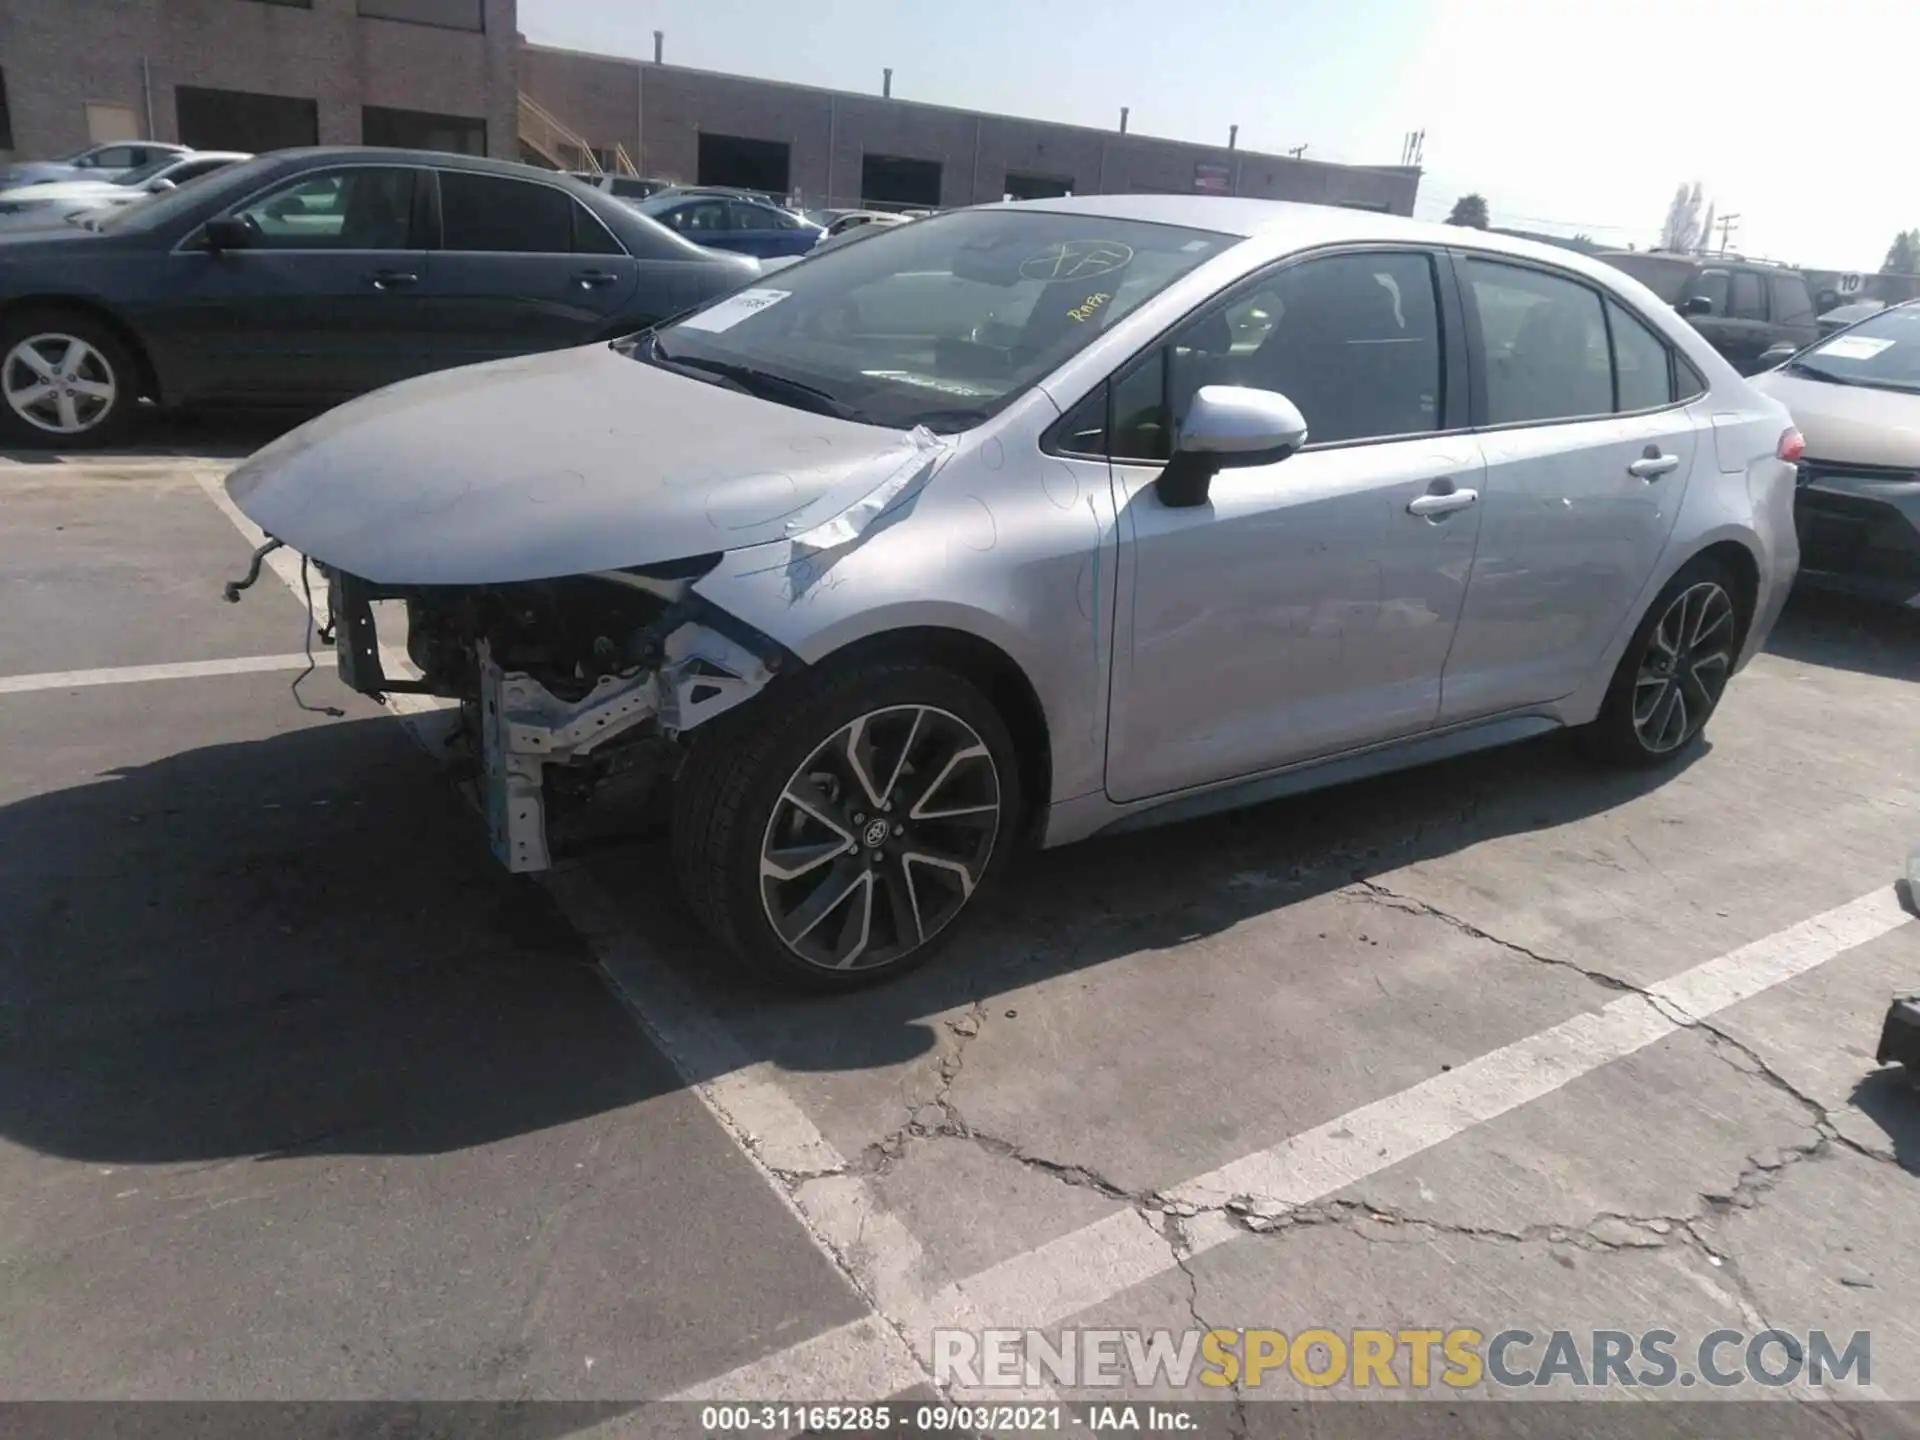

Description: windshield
[1787,304,1920,393]
[640,208,1237,431]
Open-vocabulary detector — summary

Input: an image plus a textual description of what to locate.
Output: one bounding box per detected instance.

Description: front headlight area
[324,560,789,872]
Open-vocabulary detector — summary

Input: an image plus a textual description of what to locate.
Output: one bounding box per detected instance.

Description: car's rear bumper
[1793,459,1920,608]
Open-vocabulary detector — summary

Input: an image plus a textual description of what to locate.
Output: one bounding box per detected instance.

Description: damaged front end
[319,557,791,872]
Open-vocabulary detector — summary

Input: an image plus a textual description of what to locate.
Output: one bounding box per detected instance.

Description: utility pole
[1287,144,1307,159]
[1715,212,1740,255]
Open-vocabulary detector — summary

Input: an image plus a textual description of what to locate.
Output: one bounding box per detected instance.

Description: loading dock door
[697,134,791,197]
[176,88,318,152]
[861,154,941,208]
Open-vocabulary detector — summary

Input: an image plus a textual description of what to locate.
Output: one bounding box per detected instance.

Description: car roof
[254,147,584,182]
[982,194,1664,283]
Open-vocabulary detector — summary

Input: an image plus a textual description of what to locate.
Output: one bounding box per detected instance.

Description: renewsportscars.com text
[933,1327,1872,1391]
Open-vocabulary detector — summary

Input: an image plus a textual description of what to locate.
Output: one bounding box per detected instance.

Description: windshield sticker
[677,288,791,333]
[1813,335,1895,362]
[1019,240,1135,282]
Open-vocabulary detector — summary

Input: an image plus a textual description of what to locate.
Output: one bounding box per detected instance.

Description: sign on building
[1194,161,1232,195]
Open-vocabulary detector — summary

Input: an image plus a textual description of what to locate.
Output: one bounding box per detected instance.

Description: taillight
[1777,427,1805,463]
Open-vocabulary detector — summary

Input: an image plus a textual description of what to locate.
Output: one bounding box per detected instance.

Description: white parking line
[0,654,316,695]
[916,885,1914,1334]
[195,472,934,1401]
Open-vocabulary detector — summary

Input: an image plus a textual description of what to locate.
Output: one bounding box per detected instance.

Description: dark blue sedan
[633,191,822,259]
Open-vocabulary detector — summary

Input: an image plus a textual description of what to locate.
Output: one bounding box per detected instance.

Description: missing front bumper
[478,624,774,873]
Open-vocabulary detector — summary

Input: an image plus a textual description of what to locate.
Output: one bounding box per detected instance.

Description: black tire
[0,308,143,450]
[1577,553,1748,767]
[673,655,1025,990]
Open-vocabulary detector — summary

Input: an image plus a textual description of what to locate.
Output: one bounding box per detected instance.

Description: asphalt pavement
[1,424,1916,1433]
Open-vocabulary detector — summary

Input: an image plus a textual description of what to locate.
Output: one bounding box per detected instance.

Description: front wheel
[0,311,141,449]
[672,657,1023,989]
[1578,555,1747,766]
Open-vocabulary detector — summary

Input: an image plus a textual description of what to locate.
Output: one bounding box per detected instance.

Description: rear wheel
[673,657,1022,989]
[0,310,141,449]
[1579,555,1747,766]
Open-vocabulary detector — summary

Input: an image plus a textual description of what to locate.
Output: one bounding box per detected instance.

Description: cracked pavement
[587,585,1920,1407]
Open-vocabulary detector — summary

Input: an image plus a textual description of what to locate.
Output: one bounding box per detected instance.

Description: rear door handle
[1407,488,1480,518]
[572,270,617,288]
[1628,449,1682,480]
[368,269,418,291]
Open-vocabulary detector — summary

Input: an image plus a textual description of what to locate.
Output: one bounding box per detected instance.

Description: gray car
[224,197,1802,988]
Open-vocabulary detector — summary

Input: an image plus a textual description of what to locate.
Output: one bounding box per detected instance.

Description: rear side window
[1466,258,1610,424]
[662,199,729,234]
[438,171,574,253]
[1769,275,1814,326]
[1608,299,1676,411]
[571,202,623,255]
[1729,271,1766,321]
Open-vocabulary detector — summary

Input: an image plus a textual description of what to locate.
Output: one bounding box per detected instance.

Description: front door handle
[572,270,617,288]
[368,269,418,291]
[1407,487,1480,518]
[1628,448,1682,480]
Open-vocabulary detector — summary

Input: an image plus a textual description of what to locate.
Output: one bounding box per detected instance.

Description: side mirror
[147,177,177,194]
[1680,294,1714,317]
[202,215,252,251]
[1156,385,1310,508]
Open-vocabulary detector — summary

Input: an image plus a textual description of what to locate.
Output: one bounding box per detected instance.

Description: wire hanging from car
[291,554,345,718]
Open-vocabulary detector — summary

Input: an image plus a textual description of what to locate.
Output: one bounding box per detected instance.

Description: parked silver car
[0,142,192,191]
[1751,299,1920,607]
[225,197,1801,987]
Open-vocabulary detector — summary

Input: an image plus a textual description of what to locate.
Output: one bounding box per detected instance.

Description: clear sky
[520,0,1912,273]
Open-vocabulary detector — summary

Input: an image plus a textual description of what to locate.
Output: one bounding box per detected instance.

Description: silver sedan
[224,196,1802,988]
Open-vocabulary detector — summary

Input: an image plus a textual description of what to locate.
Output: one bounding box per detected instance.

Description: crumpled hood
[225,343,931,585]
[1751,370,1920,470]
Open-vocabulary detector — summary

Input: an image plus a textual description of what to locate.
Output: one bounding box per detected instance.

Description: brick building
[0,0,518,164]
[517,42,1422,216]
[0,0,1420,220]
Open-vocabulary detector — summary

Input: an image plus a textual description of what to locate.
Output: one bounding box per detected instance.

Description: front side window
[643,209,1236,433]
[232,167,416,248]
[1690,269,1731,316]
[1057,250,1444,461]
[83,147,139,169]
[437,171,572,253]
[1180,251,1442,448]
[1466,258,1610,424]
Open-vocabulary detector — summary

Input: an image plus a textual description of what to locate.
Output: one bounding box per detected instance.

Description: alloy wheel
[2,333,117,436]
[1632,581,1735,755]
[759,704,1002,972]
